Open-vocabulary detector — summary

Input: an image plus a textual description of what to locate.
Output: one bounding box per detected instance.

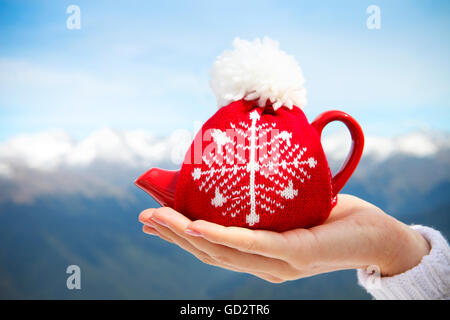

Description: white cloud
[0,130,73,171]
[0,128,192,171]
[322,129,449,162]
[0,127,448,203]
[1,127,447,174]
[0,128,194,203]
[0,162,13,178]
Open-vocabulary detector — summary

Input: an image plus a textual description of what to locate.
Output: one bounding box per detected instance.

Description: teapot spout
[135,168,180,208]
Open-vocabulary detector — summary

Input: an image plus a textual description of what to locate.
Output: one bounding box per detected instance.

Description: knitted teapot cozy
[136,38,364,232]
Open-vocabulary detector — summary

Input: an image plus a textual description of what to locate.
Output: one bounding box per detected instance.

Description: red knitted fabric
[174,99,336,232]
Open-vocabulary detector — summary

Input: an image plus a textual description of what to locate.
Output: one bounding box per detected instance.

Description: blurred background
[0,0,449,299]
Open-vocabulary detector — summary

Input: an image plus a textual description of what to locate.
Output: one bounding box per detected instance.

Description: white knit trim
[357,225,450,300]
[210,37,307,110]
[247,110,260,226]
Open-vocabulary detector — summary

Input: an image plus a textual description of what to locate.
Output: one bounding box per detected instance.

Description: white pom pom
[209,37,307,111]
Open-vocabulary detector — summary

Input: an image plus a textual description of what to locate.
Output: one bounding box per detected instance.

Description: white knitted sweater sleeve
[357,225,450,300]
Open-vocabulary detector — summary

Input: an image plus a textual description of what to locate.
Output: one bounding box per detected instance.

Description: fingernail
[151,216,169,227]
[185,229,203,237]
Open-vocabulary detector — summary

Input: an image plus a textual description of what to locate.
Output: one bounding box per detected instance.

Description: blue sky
[0,0,449,140]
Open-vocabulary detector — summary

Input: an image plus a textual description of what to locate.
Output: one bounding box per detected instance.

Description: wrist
[378,221,431,277]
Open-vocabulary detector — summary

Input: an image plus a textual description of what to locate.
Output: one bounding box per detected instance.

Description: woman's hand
[138,194,430,283]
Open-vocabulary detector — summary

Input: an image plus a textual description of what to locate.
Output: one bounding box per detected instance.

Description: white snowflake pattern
[191,110,317,226]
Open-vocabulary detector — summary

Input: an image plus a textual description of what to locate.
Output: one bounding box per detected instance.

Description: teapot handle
[311,110,364,198]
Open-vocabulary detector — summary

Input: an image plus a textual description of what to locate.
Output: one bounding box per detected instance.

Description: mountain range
[0,128,448,299]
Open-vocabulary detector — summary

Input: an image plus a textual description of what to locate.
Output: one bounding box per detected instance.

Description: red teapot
[135,38,364,232]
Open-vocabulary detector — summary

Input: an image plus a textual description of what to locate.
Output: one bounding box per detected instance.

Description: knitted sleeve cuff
[357,225,450,300]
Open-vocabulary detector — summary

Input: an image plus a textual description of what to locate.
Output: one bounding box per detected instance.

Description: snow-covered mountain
[0,128,191,203]
[0,128,191,172]
[1,127,447,171]
[0,128,449,208]
[0,128,448,300]
[322,129,450,162]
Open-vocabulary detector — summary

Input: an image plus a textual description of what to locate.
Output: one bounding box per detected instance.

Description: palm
[279,196,391,277]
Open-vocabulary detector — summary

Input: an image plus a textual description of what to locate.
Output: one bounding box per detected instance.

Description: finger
[151,208,299,279]
[140,208,177,243]
[150,222,284,283]
[142,225,173,243]
[139,208,156,224]
[153,223,284,282]
[144,207,310,277]
[186,219,291,259]
[142,225,159,236]
[141,209,285,282]
[248,271,285,283]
